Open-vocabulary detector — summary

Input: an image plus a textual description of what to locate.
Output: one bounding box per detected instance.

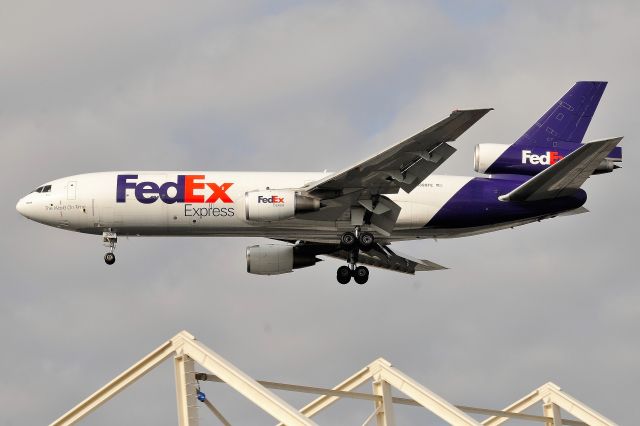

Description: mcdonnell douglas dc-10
[16,82,622,284]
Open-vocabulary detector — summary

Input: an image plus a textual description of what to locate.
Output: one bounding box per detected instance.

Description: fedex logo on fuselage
[521,150,563,166]
[258,195,284,204]
[116,174,233,204]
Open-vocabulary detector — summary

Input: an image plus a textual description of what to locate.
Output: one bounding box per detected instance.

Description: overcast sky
[1,1,639,424]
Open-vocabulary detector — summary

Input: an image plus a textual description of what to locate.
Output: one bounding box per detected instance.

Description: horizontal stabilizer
[557,206,590,217]
[499,137,623,202]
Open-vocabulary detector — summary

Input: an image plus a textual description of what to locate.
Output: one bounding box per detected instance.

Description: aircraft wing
[291,241,446,275]
[499,137,623,202]
[304,108,492,196]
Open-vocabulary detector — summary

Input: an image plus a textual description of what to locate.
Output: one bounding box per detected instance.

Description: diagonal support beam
[278,363,374,424]
[542,383,618,426]
[173,332,317,426]
[202,399,232,426]
[482,384,548,426]
[372,359,480,425]
[283,358,480,426]
[51,331,316,426]
[482,382,617,426]
[50,337,178,426]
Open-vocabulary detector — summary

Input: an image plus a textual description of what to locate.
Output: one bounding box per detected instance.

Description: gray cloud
[1,1,639,424]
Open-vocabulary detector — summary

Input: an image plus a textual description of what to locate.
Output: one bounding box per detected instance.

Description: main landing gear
[336,228,374,285]
[103,231,117,265]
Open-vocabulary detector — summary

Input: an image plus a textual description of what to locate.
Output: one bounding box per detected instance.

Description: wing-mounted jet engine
[244,190,320,221]
[246,244,320,275]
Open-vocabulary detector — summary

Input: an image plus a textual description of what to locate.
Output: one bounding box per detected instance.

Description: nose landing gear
[103,231,117,265]
[336,228,373,285]
[104,252,116,265]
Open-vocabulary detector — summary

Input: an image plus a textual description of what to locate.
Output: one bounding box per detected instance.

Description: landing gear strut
[336,228,373,284]
[103,231,117,265]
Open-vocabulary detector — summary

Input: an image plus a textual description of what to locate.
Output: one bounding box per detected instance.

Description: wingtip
[585,136,624,146]
[451,107,493,115]
[415,261,448,271]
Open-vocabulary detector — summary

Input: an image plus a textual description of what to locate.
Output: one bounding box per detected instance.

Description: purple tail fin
[479,81,620,176]
[514,81,607,147]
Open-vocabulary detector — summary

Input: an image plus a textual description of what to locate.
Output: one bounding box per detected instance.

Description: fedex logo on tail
[521,150,563,166]
[117,175,233,204]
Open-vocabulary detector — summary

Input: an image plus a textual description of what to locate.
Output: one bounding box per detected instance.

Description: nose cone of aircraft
[16,197,31,218]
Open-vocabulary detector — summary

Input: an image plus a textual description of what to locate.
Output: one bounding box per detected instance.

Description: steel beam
[173,332,316,426]
[50,337,177,426]
[372,360,481,426]
[202,399,232,426]
[542,384,617,426]
[174,354,199,426]
[544,402,562,426]
[482,382,617,426]
[372,379,396,426]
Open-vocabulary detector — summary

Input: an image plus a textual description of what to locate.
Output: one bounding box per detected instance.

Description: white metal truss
[49,331,618,426]
[481,382,617,426]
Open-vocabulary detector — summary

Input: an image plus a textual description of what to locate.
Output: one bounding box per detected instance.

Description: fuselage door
[67,181,77,200]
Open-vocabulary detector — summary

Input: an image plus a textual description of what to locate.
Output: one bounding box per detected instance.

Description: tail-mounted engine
[245,190,320,221]
[246,244,319,275]
[473,144,510,174]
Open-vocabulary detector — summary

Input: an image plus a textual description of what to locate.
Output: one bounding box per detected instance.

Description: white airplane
[16,82,622,284]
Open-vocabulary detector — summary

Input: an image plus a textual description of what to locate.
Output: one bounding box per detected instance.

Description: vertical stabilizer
[514,81,607,146]
[480,82,616,176]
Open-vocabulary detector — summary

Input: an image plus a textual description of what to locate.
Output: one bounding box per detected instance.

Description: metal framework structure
[50,331,618,426]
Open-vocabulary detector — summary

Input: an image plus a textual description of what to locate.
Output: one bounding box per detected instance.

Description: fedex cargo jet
[16,82,622,284]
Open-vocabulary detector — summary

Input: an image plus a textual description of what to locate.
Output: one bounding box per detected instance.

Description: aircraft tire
[104,252,116,265]
[340,232,357,248]
[337,266,351,284]
[353,266,369,285]
[358,232,374,251]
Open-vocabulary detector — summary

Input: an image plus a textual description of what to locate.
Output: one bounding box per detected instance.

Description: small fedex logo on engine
[116,174,233,204]
[257,195,284,204]
[521,150,563,166]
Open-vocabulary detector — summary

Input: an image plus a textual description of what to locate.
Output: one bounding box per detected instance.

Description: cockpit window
[31,185,51,193]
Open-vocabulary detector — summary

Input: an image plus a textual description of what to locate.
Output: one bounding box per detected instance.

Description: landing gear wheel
[340,232,357,248]
[358,232,375,251]
[104,252,116,265]
[336,266,352,284]
[353,266,369,285]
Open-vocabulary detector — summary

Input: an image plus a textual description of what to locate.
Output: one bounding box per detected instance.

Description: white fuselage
[16,171,478,243]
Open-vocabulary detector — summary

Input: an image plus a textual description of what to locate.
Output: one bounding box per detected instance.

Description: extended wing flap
[499,137,623,202]
[328,244,446,275]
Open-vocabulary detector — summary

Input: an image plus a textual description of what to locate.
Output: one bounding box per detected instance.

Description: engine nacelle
[474,144,510,174]
[246,244,319,275]
[593,159,616,174]
[245,190,320,221]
